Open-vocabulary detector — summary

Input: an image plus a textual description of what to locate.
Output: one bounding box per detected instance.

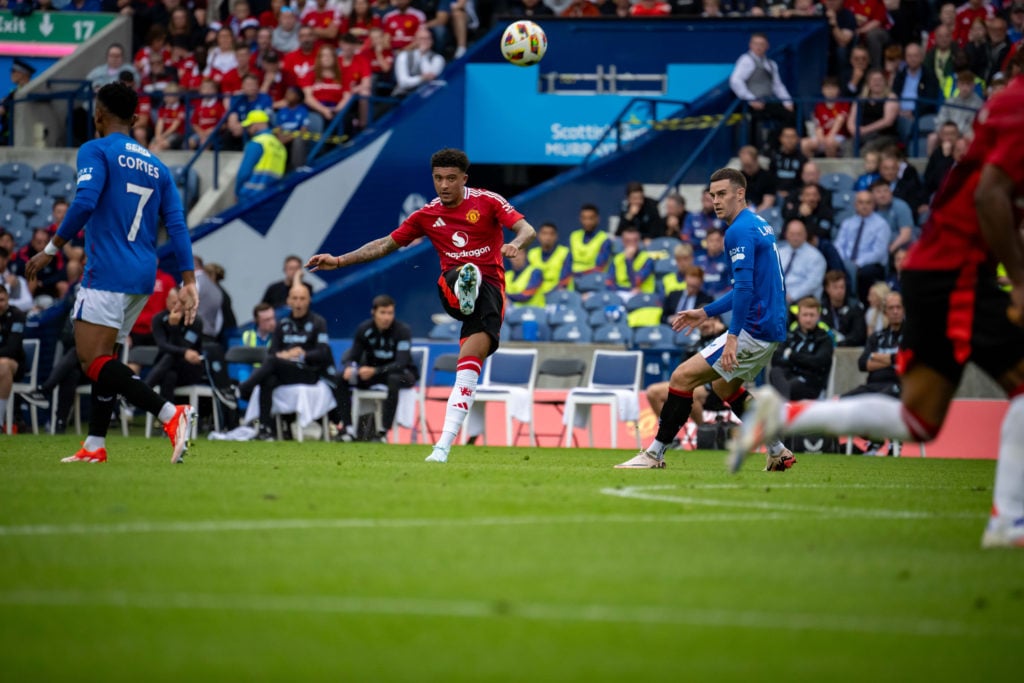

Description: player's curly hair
[431,148,470,172]
[96,82,138,123]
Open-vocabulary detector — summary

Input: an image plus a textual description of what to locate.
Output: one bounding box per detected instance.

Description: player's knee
[646,381,668,404]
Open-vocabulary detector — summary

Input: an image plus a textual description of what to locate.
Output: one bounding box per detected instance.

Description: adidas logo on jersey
[433,218,446,228]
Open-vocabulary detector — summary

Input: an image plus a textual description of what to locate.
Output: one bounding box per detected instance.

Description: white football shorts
[72,287,150,345]
[700,329,778,382]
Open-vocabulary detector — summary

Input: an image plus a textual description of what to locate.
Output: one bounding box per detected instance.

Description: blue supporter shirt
[57,132,193,294]
[703,208,787,342]
[275,103,311,133]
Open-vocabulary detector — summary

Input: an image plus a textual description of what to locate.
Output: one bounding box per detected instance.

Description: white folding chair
[242,381,337,442]
[8,338,40,434]
[350,346,430,442]
[563,350,643,449]
[463,348,539,446]
[73,344,138,437]
[145,384,220,439]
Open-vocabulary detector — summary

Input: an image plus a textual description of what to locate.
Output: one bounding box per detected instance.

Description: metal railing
[581,97,693,165]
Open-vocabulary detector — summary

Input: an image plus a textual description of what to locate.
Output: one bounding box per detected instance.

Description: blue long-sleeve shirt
[834,212,890,269]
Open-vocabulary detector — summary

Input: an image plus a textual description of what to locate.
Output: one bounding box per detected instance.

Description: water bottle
[348,361,359,386]
[522,319,539,341]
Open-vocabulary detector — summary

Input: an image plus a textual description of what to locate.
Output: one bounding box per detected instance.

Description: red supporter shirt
[361,45,393,74]
[340,14,381,43]
[133,271,178,336]
[283,48,317,87]
[390,188,525,291]
[953,3,994,46]
[904,76,1024,272]
[382,8,425,51]
[156,101,186,131]
[191,97,226,129]
[310,77,345,105]
[258,9,277,27]
[339,53,372,90]
[844,0,892,30]
[630,2,671,16]
[813,100,851,135]
[136,94,153,126]
[303,9,339,42]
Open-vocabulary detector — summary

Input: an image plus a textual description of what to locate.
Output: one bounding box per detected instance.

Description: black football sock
[725,387,751,420]
[96,359,166,418]
[87,390,116,439]
[655,388,694,445]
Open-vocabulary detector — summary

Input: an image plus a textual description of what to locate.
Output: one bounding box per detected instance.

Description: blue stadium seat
[646,237,680,258]
[632,325,677,349]
[170,165,200,207]
[581,291,620,311]
[545,289,582,308]
[588,306,625,328]
[762,206,783,235]
[16,194,49,217]
[23,213,51,231]
[508,319,551,341]
[428,320,461,340]
[832,191,854,211]
[0,196,15,215]
[820,172,855,194]
[573,272,606,293]
[546,304,586,327]
[46,180,75,200]
[0,162,33,185]
[6,180,45,200]
[0,212,28,240]
[624,292,661,312]
[608,237,624,254]
[34,163,75,186]
[592,323,631,345]
[653,258,677,276]
[551,323,592,343]
[505,305,546,326]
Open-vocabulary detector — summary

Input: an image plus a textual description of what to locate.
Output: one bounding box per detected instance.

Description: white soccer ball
[500,20,547,67]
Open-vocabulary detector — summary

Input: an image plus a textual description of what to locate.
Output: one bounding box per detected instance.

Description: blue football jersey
[723,208,788,342]
[58,132,192,294]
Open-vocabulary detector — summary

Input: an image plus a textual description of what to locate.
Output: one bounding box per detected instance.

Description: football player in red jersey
[737,53,1024,548]
[307,148,536,463]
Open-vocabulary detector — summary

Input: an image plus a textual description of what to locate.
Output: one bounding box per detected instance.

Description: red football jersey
[953,3,994,46]
[156,101,186,131]
[382,8,425,51]
[390,188,525,290]
[283,48,317,87]
[310,77,345,105]
[813,100,851,135]
[904,76,1024,272]
[339,53,371,90]
[191,97,226,129]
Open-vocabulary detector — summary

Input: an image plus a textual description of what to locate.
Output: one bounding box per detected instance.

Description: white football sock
[993,395,1024,520]
[158,403,177,424]
[785,395,912,441]
[435,356,482,450]
[646,439,668,458]
[83,435,105,451]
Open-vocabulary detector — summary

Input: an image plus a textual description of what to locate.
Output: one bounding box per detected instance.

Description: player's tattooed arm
[306,236,400,271]
[500,219,537,258]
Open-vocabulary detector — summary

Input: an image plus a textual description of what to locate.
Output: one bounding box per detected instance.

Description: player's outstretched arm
[976,164,1024,324]
[306,236,401,271]
[499,219,537,258]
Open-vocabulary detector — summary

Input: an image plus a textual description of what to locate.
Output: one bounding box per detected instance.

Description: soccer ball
[500,21,547,67]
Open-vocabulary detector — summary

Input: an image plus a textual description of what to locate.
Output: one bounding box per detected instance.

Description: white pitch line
[600,485,981,519]
[0,589,1017,640]
[0,513,798,538]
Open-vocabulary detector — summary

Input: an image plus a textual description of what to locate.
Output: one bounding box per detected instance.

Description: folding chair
[562,350,643,448]
[7,338,40,434]
[350,346,429,442]
[240,381,336,442]
[524,357,587,446]
[423,352,460,442]
[463,348,538,446]
[73,343,138,436]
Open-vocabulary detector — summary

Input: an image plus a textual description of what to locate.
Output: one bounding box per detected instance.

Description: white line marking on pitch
[0,589,1016,640]
[600,485,980,519]
[0,513,798,537]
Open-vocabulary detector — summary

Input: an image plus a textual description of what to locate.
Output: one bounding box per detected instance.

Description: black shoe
[22,389,50,409]
[374,431,388,444]
[255,425,275,441]
[53,418,66,434]
[212,383,239,410]
[333,430,354,443]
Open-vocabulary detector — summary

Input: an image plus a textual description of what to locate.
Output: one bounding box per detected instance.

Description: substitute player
[615,168,793,470]
[306,148,536,462]
[26,82,197,464]
[735,60,1024,548]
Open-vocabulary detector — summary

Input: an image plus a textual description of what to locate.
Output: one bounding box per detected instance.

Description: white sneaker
[455,263,481,315]
[728,386,783,473]
[425,445,449,463]
[981,516,1024,548]
[613,450,666,469]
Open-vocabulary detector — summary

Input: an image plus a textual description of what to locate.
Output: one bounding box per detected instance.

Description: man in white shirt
[0,246,32,313]
[729,32,795,151]
[777,219,826,304]
[393,27,446,97]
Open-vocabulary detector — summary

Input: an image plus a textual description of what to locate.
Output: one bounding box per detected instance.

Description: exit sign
[0,10,116,57]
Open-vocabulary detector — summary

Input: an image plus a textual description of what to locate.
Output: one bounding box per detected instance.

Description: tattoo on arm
[510,219,537,250]
[338,236,400,267]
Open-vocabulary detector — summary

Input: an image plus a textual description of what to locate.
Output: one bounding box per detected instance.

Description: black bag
[696,420,730,450]
[356,413,378,441]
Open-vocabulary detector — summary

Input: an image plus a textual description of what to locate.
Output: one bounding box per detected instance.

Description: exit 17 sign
[0,10,116,57]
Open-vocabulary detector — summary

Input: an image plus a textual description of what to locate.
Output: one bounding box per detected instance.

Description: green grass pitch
[1,436,1021,681]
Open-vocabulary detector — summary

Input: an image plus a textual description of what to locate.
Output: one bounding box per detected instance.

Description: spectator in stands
[661,264,712,325]
[383,0,427,52]
[262,255,313,308]
[769,296,834,400]
[393,27,446,97]
[885,246,906,293]
[243,302,277,350]
[853,148,881,191]
[569,203,611,276]
[235,110,287,201]
[226,73,274,147]
[842,44,871,99]
[864,280,890,336]
[923,120,960,197]
[931,67,984,145]
[174,38,203,91]
[737,145,776,213]
[145,287,206,403]
[822,0,856,77]
[682,191,723,255]
[1,58,35,145]
[0,283,25,430]
[694,228,730,298]
[616,181,663,240]
[954,0,994,47]
[447,0,481,59]
[980,16,1012,84]
[878,149,927,217]
[505,248,544,308]
[150,83,186,152]
[188,79,226,150]
[87,44,139,91]
[207,27,242,81]
[273,6,301,53]
[237,279,336,441]
[844,291,904,451]
[964,17,992,80]
[802,76,850,159]
[134,25,171,79]
[892,42,941,145]
[869,178,913,255]
[284,25,319,88]
[820,268,866,346]
[1010,3,1024,44]
[606,224,655,300]
[781,182,835,253]
[834,191,889,304]
[167,6,204,51]
[0,247,31,313]
[882,43,903,88]
[363,26,395,95]
[304,0,341,46]
[929,3,957,48]
[847,69,899,151]
[15,229,67,301]
[338,32,373,130]
[259,49,287,99]
[274,85,312,169]
[251,28,278,74]
[630,0,672,15]
[303,44,347,126]
[777,218,826,305]
[527,222,571,298]
[509,0,556,18]
[661,193,690,241]
[335,294,416,443]
[925,23,962,86]
[141,51,179,98]
[728,32,795,151]
[342,0,383,44]
[847,0,891,68]
[770,126,805,199]
[560,0,602,17]
[660,243,695,296]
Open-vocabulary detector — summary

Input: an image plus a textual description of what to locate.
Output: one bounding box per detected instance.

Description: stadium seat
[428,320,461,340]
[0,212,28,238]
[562,349,643,448]
[608,238,624,254]
[505,306,547,326]
[832,191,854,211]
[587,306,625,328]
[582,291,620,311]
[7,339,40,434]
[525,357,588,446]
[0,196,15,215]
[5,180,45,200]
[508,318,551,341]
[46,180,75,200]
[762,206,783,235]
[632,325,677,349]
[463,348,538,446]
[544,289,582,309]
[0,162,33,185]
[625,292,661,312]
[546,304,587,327]
[653,258,677,276]
[171,165,200,207]
[16,194,49,217]
[646,237,680,259]
[34,162,75,186]
[423,352,459,442]
[350,345,429,443]
[551,323,592,343]
[592,323,631,345]
[820,172,855,194]
[573,272,606,293]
